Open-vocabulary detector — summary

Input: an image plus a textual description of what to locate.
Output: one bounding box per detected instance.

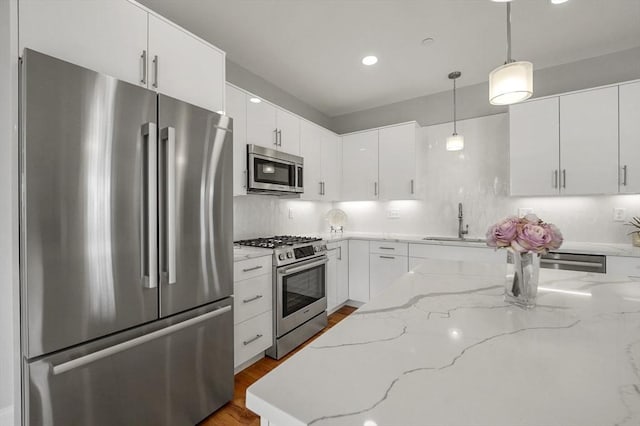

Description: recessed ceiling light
[249,97,262,104]
[362,56,378,66]
[550,0,569,3]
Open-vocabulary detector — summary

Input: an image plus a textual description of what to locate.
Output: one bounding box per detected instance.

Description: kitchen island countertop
[247,259,640,426]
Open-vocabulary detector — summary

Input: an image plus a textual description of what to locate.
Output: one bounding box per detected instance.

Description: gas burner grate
[235,235,322,249]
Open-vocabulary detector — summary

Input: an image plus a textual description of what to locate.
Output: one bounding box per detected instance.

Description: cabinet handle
[278,129,282,146]
[242,294,263,304]
[562,169,566,189]
[243,170,247,189]
[152,55,158,88]
[622,165,628,186]
[243,334,263,346]
[322,182,326,195]
[379,247,395,250]
[319,181,323,196]
[374,182,378,196]
[380,255,396,259]
[140,50,147,85]
[553,170,558,189]
[410,179,414,195]
[273,129,278,146]
[242,265,263,273]
[338,246,342,261]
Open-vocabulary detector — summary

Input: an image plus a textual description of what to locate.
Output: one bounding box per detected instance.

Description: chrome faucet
[458,202,469,239]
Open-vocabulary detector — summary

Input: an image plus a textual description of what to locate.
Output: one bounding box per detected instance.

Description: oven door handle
[278,257,329,275]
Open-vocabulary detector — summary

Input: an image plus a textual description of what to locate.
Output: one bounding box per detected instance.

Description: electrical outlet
[518,208,534,217]
[288,208,294,219]
[613,208,626,222]
[387,209,400,219]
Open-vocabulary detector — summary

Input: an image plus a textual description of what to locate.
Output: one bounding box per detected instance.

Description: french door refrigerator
[20,49,234,425]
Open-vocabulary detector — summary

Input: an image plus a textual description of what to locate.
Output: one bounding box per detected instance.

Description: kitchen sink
[423,236,487,243]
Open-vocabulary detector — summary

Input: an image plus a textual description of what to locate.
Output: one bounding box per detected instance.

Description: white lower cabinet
[348,240,370,303]
[369,253,408,299]
[233,257,273,370]
[327,241,349,312]
[607,256,640,280]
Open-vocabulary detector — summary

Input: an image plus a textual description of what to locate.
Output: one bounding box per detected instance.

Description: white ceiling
[138,0,640,117]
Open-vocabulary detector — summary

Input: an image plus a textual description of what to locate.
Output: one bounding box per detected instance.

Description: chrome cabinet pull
[562,169,566,189]
[410,179,415,194]
[140,50,147,85]
[273,129,278,146]
[319,181,323,196]
[278,129,282,146]
[142,123,158,289]
[243,334,263,346]
[160,127,177,285]
[374,182,378,196]
[622,165,628,186]
[553,170,558,189]
[379,247,395,250]
[322,181,326,195]
[338,246,342,261]
[242,265,263,273]
[52,305,231,375]
[380,255,395,259]
[152,55,158,88]
[242,294,263,304]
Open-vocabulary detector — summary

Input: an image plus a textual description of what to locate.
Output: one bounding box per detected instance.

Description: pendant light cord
[453,78,457,134]
[506,2,513,63]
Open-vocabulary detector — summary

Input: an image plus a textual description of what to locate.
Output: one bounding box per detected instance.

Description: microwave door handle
[160,126,177,285]
[142,123,158,289]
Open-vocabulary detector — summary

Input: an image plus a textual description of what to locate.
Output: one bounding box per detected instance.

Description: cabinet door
[336,242,349,306]
[369,254,408,299]
[379,123,417,200]
[277,108,301,155]
[226,85,248,196]
[326,249,338,312]
[19,0,148,87]
[300,121,323,200]
[619,82,640,194]
[509,98,560,196]
[348,240,370,303]
[560,87,619,195]
[342,130,379,201]
[247,98,278,149]
[321,132,342,201]
[148,15,225,113]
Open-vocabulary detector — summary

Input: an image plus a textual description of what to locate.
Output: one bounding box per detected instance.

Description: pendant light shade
[489,2,533,105]
[489,61,533,105]
[446,71,463,151]
[446,133,464,151]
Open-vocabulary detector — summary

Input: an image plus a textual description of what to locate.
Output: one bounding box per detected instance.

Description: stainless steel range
[236,236,328,359]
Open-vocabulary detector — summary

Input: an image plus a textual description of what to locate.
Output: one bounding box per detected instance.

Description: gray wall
[226,59,333,129]
[330,46,640,134]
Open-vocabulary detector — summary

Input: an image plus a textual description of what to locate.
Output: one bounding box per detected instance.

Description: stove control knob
[321,244,327,251]
[314,246,320,252]
[286,252,293,258]
[278,253,285,261]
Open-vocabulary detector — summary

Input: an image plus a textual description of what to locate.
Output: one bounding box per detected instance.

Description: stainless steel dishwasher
[540,252,606,273]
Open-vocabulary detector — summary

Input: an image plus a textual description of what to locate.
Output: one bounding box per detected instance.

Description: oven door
[248,152,297,192]
[276,256,328,337]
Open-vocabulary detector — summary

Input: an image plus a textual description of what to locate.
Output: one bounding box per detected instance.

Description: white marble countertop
[247,259,640,426]
[319,232,640,258]
[233,245,273,262]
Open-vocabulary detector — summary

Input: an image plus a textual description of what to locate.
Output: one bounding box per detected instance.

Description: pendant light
[446,71,464,151]
[489,1,533,105]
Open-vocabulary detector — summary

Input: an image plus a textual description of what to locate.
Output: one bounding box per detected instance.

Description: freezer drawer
[24,299,233,426]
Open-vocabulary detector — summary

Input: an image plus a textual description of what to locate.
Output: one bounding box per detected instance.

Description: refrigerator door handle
[161,126,177,285]
[142,123,158,289]
[51,305,232,376]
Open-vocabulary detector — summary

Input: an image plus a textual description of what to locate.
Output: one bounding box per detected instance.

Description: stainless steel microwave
[247,144,303,194]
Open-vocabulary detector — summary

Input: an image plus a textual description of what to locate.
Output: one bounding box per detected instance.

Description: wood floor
[200,305,357,426]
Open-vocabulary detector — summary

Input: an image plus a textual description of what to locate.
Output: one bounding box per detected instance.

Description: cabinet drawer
[409,243,505,264]
[370,240,408,256]
[234,311,273,368]
[607,256,640,279]
[234,256,271,281]
[234,274,272,324]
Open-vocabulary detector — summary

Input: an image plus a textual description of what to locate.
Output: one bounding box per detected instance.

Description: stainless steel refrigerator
[20,49,234,425]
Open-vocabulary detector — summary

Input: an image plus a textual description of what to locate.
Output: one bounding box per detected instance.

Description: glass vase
[505,251,540,308]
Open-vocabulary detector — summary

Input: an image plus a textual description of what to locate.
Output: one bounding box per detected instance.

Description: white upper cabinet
[226,84,247,196]
[300,121,323,200]
[19,0,226,113]
[378,123,418,200]
[19,0,148,87]
[559,86,618,195]
[619,81,640,194]
[510,98,560,196]
[148,14,225,113]
[321,131,342,201]
[342,130,379,201]
[246,98,300,156]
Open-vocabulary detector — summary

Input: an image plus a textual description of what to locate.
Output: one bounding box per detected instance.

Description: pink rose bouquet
[486,214,563,254]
